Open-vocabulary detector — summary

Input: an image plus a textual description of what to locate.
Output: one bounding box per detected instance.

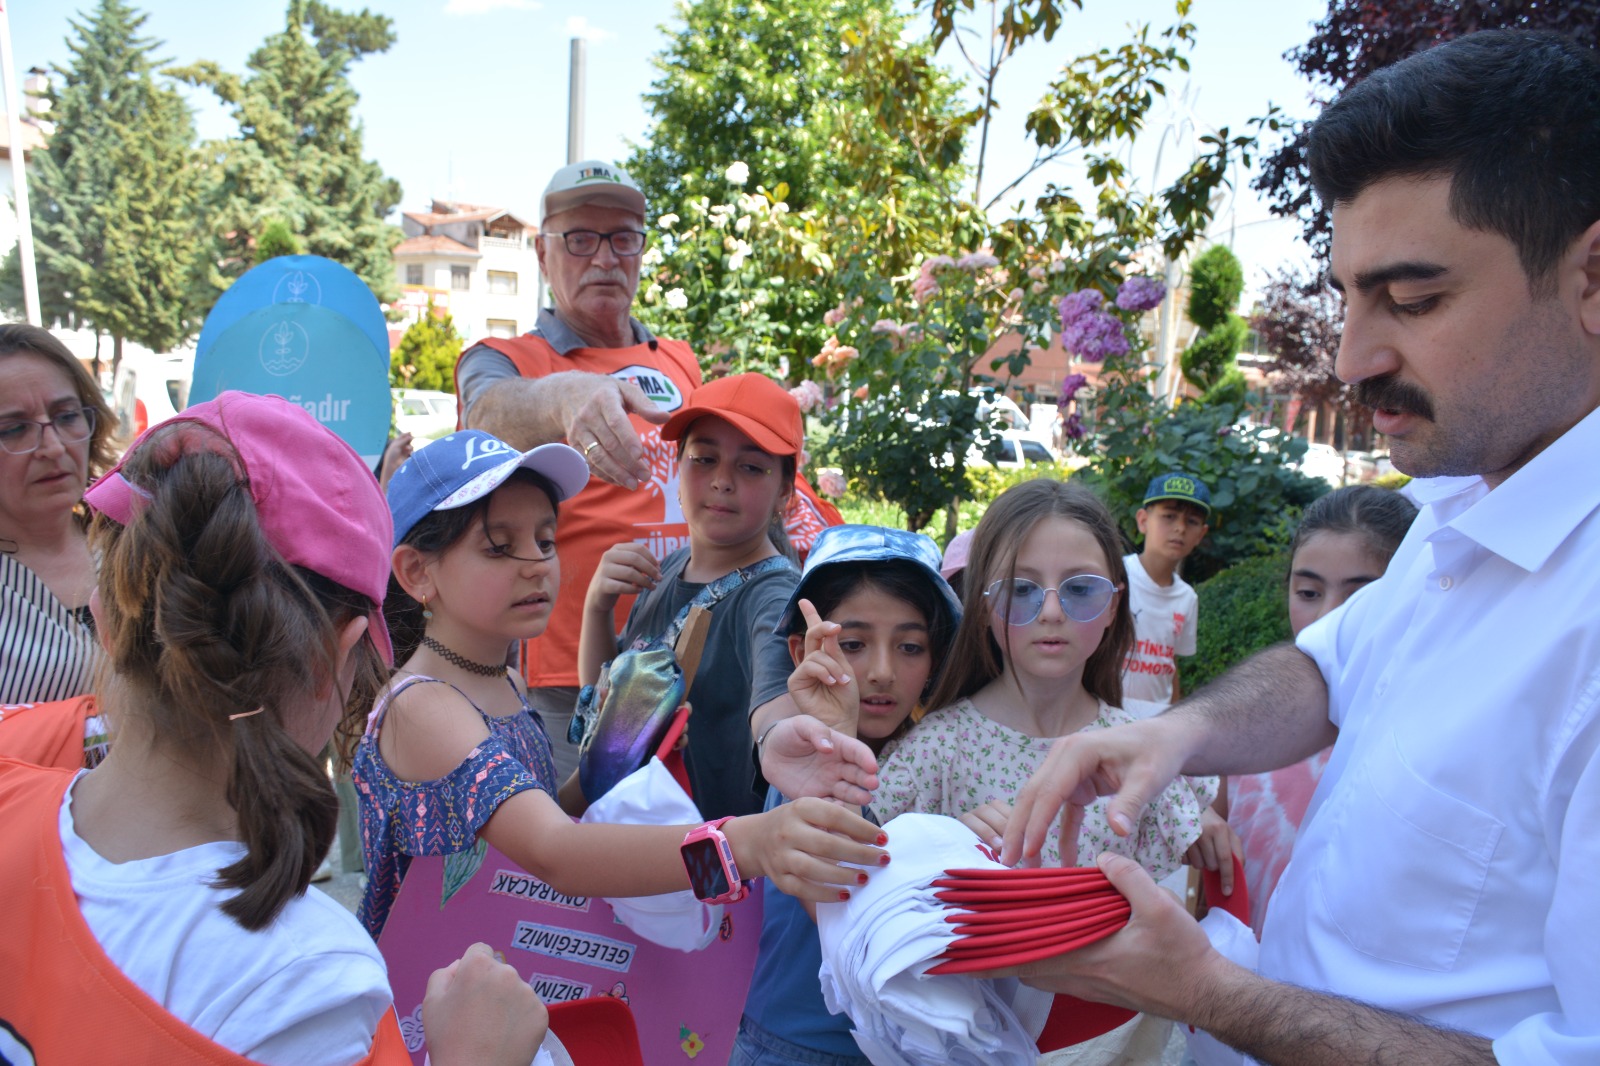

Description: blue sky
[9,0,1329,291]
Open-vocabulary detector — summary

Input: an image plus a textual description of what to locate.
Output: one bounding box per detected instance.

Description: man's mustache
[581,268,630,286]
[1356,376,1436,421]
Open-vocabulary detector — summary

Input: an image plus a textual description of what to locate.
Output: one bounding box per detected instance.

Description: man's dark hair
[1307,30,1600,295]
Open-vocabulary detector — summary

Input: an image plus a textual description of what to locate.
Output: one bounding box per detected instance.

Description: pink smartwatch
[680,817,748,904]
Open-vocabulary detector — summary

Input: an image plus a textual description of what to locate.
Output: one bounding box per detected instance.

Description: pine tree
[0,0,214,370]
[254,218,305,261]
[390,301,461,393]
[175,0,401,303]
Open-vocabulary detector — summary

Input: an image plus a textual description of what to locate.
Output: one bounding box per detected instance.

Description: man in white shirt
[993,30,1600,1066]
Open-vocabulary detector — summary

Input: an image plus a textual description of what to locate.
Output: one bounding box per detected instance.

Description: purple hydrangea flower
[1057,289,1105,332]
[1116,276,1166,313]
[1060,309,1130,363]
[1058,372,1089,406]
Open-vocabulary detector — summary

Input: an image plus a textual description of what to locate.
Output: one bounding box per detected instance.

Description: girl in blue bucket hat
[735,524,963,1066]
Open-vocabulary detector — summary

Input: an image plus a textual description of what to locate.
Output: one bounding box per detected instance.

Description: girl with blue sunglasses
[869,479,1216,1062]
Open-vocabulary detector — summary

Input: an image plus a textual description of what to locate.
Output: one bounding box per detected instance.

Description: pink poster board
[377,839,762,1064]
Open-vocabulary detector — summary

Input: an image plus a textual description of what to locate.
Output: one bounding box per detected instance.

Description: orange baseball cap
[660,373,803,457]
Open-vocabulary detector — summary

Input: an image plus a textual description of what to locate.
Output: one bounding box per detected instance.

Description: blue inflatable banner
[197,255,391,368]
[190,303,391,465]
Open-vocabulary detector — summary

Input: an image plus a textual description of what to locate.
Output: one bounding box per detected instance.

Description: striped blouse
[1,551,100,705]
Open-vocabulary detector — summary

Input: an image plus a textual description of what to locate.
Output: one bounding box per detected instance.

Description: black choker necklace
[421,635,507,677]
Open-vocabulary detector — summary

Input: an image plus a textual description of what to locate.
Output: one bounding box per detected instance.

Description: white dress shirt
[1264,405,1600,1063]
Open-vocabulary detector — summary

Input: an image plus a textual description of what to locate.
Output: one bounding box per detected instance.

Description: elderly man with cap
[458,160,836,779]
[455,160,696,777]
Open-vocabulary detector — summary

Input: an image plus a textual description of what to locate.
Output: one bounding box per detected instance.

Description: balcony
[479,235,526,252]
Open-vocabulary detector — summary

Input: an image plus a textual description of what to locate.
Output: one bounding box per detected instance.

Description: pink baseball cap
[84,391,396,664]
[941,529,974,579]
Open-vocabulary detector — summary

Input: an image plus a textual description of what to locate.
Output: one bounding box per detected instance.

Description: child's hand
[730,797,889,904]
[585,541,660,612]
[1183,806,1244,895]
[423,942,548,1066]
[786,598,860,730]
[758,714,880,806]
[959,799,1013,852]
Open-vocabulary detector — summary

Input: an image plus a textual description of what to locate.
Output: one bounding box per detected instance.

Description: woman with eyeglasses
[867,479,1216,1062]
[0,325,119,736]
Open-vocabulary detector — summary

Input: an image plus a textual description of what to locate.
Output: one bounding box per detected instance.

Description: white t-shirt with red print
[1119,552,1197,717]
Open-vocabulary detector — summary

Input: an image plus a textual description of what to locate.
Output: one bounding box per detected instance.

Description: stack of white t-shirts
[579,756,721,952]
[816,813,1052,1066]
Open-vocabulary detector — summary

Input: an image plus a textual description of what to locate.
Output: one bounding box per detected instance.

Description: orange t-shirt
[0,758,410,1065]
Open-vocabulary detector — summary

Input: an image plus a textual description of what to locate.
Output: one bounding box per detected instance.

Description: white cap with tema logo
[541,160,647,223]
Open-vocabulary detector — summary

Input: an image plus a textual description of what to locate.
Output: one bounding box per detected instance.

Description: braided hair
[91,421,386,930]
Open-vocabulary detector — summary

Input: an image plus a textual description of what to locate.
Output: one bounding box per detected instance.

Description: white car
[1297,441,1349,487]
[967,430,1062,470]
[112,351,194,441]
[392,389,459,448]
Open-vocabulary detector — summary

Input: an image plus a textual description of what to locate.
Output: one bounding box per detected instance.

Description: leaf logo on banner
[259,318,310,376]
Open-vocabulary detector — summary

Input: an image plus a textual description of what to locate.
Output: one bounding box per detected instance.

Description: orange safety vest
[462,334,842,687]
[0,696,95,771]
[467,334,704,689]
[0,758,410,1065]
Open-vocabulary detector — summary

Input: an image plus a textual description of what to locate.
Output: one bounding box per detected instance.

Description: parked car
[1342,449,1381,483]
[1297,442,1349,487]
[966,429,1062,470]
[111,351,193,442]
[392,388,459,448]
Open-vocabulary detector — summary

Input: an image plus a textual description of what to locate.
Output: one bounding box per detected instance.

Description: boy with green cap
[1120,471,1211,718]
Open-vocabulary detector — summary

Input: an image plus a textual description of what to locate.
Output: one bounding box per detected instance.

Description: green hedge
[1184,551,1291,693]
[835,460,1078,548]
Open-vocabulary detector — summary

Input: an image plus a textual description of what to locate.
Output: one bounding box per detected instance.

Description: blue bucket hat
[1141,471,1212,515]
[387,430,591,547]
[775,524,963,636]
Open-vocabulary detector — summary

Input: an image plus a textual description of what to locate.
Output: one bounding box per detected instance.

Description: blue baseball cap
[775,524,963,636]
[1141,471,1211,515]
[387,430,592,547]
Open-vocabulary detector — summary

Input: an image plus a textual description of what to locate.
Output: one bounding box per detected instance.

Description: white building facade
[392,200,541,347]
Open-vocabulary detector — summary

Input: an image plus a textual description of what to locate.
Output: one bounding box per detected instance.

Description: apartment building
[392,199,541,345]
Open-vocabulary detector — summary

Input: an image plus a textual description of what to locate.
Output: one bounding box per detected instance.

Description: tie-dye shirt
[354,674,556,938]
[1228,747,1333,936]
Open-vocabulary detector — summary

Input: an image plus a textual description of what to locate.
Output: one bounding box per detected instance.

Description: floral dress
[353,674,557,939]
[872,697,1215,878]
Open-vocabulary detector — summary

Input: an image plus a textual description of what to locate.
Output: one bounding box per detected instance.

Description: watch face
[682,837,732,899]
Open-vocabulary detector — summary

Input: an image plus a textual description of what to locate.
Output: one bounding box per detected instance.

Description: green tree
[1060,274,1324,582]
[174,0,401,303]
[1251,1,1600,257]
[1186,551,1292,690]
[828,0,1257,538]
[630,0,1256,537]
[390,302,461,393]
[253,218,304,262]
[1180,243,1247,397]
[628,0,972,372]
[0,0,214,372]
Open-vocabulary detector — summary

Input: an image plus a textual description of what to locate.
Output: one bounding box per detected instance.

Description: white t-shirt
[1264,404,1600,1064]
[61,773,391,1066]
[1119,553,1197,714]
